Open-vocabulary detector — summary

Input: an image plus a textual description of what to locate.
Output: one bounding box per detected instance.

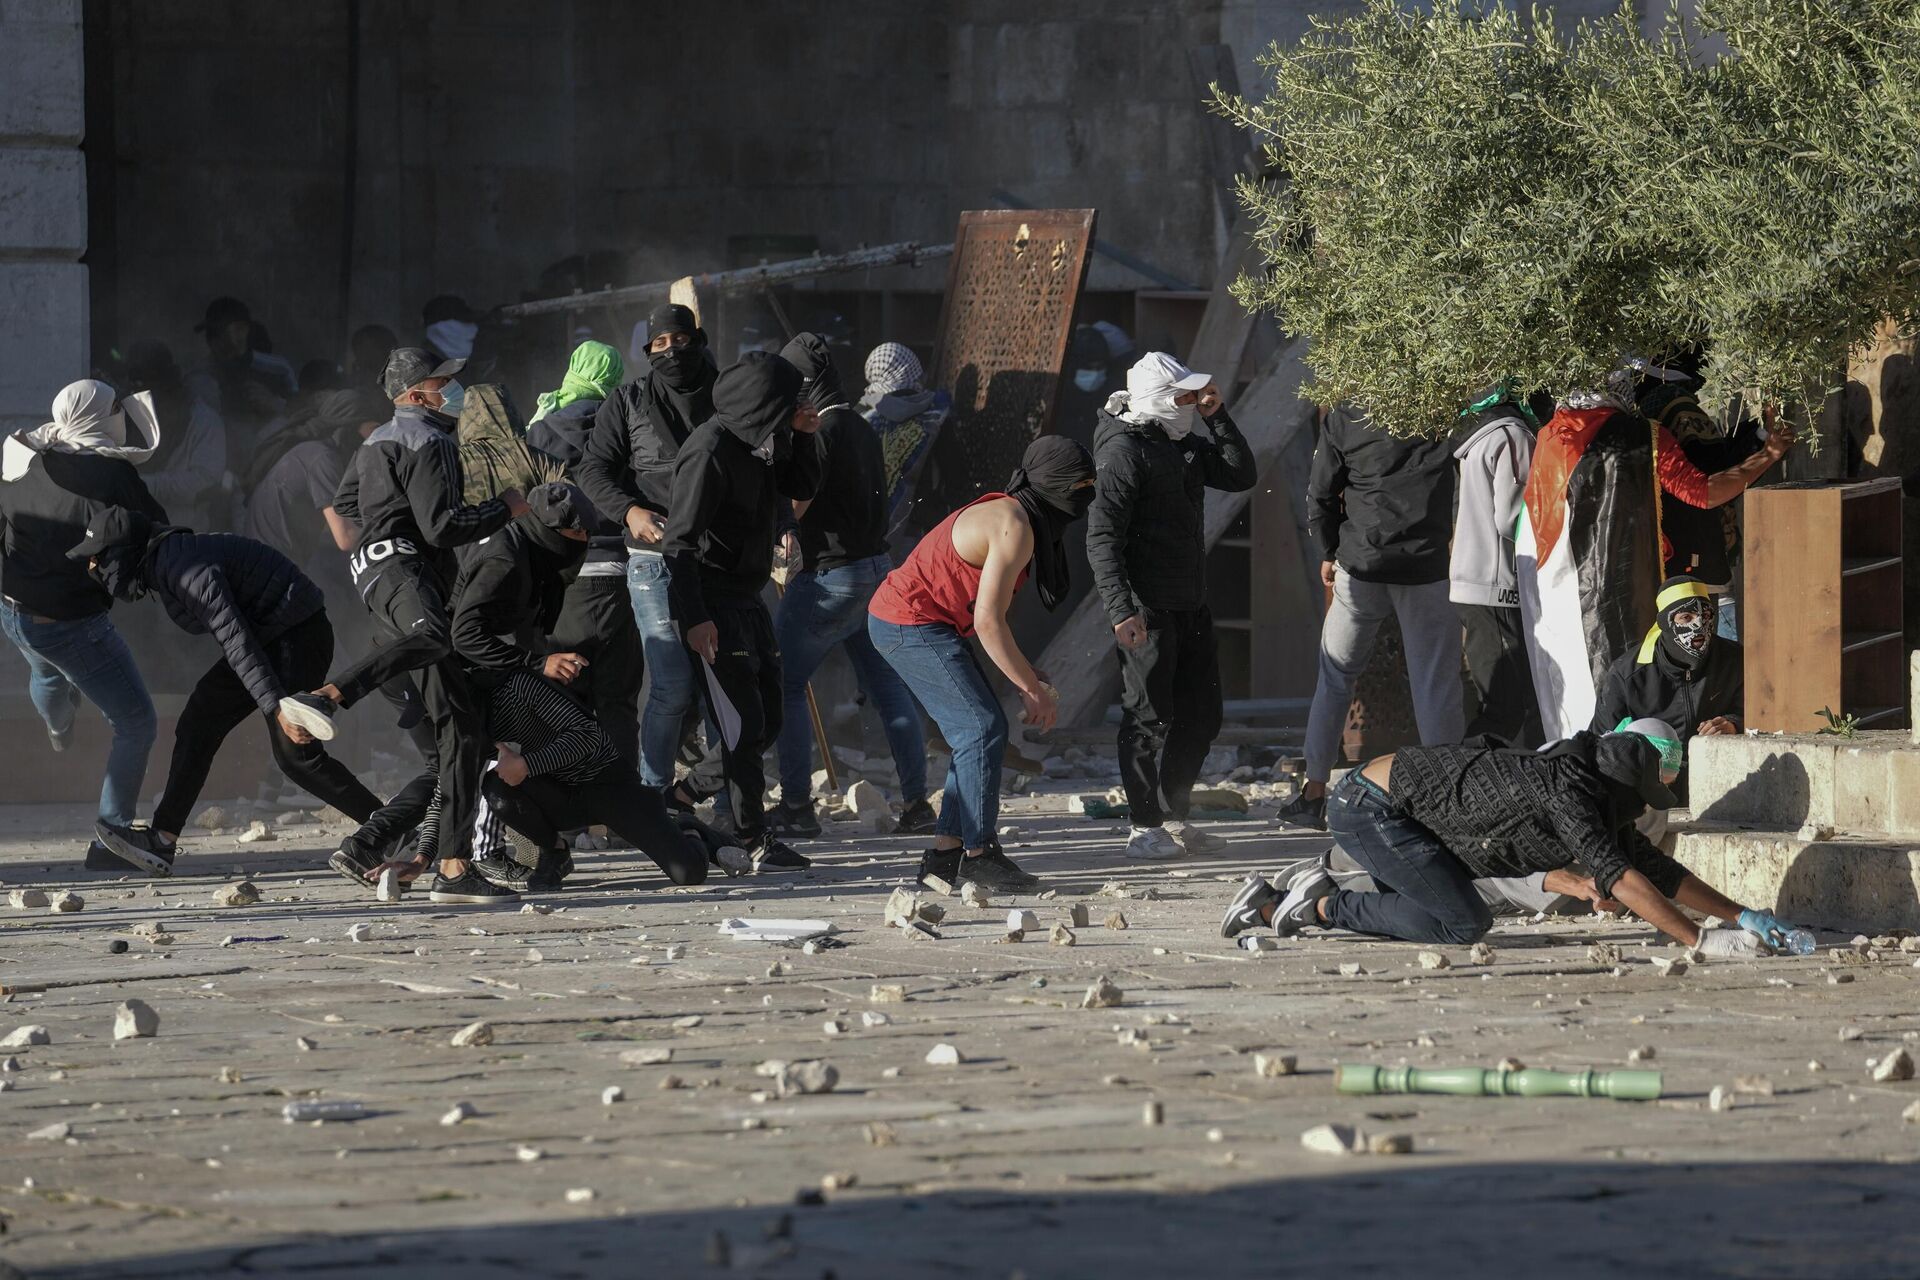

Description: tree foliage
[1217,0,1920,436]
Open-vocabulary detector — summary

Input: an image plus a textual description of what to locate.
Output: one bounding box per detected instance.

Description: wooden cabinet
[1743,477,1906,731]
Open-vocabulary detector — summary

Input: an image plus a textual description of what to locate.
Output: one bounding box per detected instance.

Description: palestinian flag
[1516,407,1663,740]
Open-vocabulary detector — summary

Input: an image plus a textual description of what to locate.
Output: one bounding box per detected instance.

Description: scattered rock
[450,1021,495,1048]
[213,881,260,907]
[1368,1132,1414,1155]
[113,999,158,1041]
[959,881,992,909]
[294,1035,316,1051]
[672,1014,703,1029]
[1497,1057,1526,1072]
[861,1011,891,1028]
[822,1019,848,1036]
[107,939,128,954]
[1069,903,1091,928]
[1651,956,1688,977]
[1338,962,1365,977]
[664,944,686,961]
[1871,1047,1915,1083]
[883,888,923,929]
[8,889,49,910]
[516,1146,544,1162]
[1796,821,1836,842]
[441,1101,477,1126]
[870,984,907,1004]
[1049,923,1076,947]
[1839,1025,1865,1042]
[921,874,956,897]
[376,868,403,902]
[565,1187,596,1204]
[1902,1100,1920,1124]
[218,1066,242,1084]
[237,820,276,844]
[345,922,373,943]
[601,1086,624,1105]
[51,891,83,913]
[865,1121,897,1146]
[924,1042,962,1066]
[1468,942,1495,964]
[28,1121,72,1142]
[1416,951,1449,971]
[845,779,888,818]
[1628,1046,1655,1064]
[1588,942,1621,966]
[1239,935,1278,952]
[1733,1075,1775,1096]
[1081,976,1124,1009]
[1008,909,1040,933]
[1141,1100,1164,1126]
[777,1060,839,1096]
[620,1046,674,1066]
[1104,911,1129,931]
[1299,1123,1358,1156]
[0,1026,50,1048]
[194,806,231,830]
[1709,1085,1733,1112]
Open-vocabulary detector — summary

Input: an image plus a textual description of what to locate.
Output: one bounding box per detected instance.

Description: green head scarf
[533,340,624,422]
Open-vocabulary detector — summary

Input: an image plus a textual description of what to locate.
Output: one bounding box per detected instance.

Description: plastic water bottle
[1782,928,1817,956]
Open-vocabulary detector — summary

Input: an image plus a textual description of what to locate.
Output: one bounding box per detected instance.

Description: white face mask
[424,319,478,361]
[1159,404,1195,441]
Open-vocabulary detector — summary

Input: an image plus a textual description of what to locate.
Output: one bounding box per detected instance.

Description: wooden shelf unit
[1744,477,1906,732]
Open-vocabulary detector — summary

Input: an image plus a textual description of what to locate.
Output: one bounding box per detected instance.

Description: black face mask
[1005,436,1096,611]
[1658,603,1712,670]
[88,546,148,602]
[649,344,704,391]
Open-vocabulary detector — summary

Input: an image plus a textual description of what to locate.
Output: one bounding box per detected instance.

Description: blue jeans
[867,615,1005,848]
[2,602,157,827]
[627,552,700,790]
[775,557,927,807]
[1323,768,1493,944]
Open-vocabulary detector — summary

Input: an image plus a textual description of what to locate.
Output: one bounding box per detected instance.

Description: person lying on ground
[1221,727,1797,954]
[73,506,383,874]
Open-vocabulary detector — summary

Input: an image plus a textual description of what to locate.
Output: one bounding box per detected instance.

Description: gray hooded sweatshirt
[1449,410,1533,608]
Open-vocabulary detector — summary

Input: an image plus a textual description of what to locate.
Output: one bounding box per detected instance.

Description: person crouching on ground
[74,506,384,873]
[867,436,1097,895]
[1221,726,1799,955]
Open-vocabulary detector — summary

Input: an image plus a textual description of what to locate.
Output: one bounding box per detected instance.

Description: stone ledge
[1687,730,1920,837]
[1673,823,1920,934]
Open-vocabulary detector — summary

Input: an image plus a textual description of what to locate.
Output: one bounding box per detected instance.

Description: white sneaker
[1124,825,1182,860]
[1166,820,1227,853]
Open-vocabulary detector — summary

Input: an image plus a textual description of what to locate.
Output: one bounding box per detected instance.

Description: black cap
[421,294,478,326]
[381,347,466,400]
[1594,733,1679,811]
[67,506,150,561]
[195,296,251,334]
[526,481,597,533]
[647,303,699,340]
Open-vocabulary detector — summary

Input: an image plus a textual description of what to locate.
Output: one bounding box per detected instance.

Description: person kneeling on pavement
[1221,726,1798,955]
[76,507,384,874]
[450,482,712,892]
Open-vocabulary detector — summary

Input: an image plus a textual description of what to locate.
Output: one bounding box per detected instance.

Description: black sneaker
[750,834,812,872]
[526,846,571,892]
[327,840,380,887]
[277,693,338,742]
[95,821,175,877]
[916,846,964,892]
[895,799,937,836]
[766,801,822,839]
[1276,790,1328,832]
[473,851,532,892]
[959,842,1040,894]
[83,838,122,871]
[428,869,520,904]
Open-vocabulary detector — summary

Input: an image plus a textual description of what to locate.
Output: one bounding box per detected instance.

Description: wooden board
[1744,485,1843,732]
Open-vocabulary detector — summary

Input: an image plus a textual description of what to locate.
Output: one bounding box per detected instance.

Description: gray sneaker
[1220,872,1279,939]
[1271,854,1336,936]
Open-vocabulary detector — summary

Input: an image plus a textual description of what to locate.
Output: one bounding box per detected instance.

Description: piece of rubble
[516,1146,544,1163]
[777,1060,839,1096]
[376,868,403,902]
[194,806,231,830]
[1871,1047,1915,1082]
[1069,903,1091,928]
[1416,951,1449,971]
[441,1101,477,1126]
[218,1066,242,1084]
[1299,1123,1358,1156]
[1650,956,1687,977]
[884,887,922,929]
[1338,962,1365,977]
[959,881,992,909]
[1588,942,1622,966]
[1839,1025,1865,1042]
[1081,976,1124,1009]
[601,1086,624,1105]
[1008,909,1040,933]
[1368,1133,1414,1155]
[664,944,686,961]
[294,1035,316,1051]
[1628,1046,1655,1064]
[766,960,791,978]
[1902,1100,1920,1124]
[213,880,260,907]
[1709,1085,1733,1112]
[1796,821,1836,842]
[107,939,128,954]
[1733,1075,1775,1096]
[621,1046,673,1066]
[565,1187,596,1204]
[1239,935,1278,952]
[51,891,83,913]
[237,820,276,844]
[113,999,158,1041]
[861,1011,891,1028]
[921,874,956,897]
[1497,1057,1525,1072]
[8,888,49,910]
[925,1042,962,1066]
[1104,911,1128,931]
[450,1021,495,1048]
[1050,923,1076,947]
[345,922,373,943]
[1142,1100,1164,1126]
[1468,942,1496,964]
[845,779,888,817]
[870,984,907,1003]
[1255,1052,1298,1078]
[0,1026,50,1048]
[28,1121,72,1142]
[822,1019,848,1036]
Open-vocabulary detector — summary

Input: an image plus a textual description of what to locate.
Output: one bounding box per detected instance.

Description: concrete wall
[0,0,87,434]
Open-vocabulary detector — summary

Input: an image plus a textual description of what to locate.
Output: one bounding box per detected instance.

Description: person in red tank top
[869,436,1094,893]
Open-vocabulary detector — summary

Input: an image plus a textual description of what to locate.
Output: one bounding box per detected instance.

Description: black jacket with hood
[450,514,586,688]
[105,521,324,715]
[331,403,514,588]
[525,398,625,568]
[778,334,888,573]
[1086,404,1256,625]
[1307,404,1456,584]
[662,353,822,627]
[1592,623,1741,803]
[574,348,718,551]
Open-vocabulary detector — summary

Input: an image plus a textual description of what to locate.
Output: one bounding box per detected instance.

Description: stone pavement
[0,795,1916,1279]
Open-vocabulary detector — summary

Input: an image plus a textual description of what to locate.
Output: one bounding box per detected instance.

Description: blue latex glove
[1738,908,1792,949]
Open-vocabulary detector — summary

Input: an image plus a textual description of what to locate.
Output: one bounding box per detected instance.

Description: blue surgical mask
[436,380,466,419]
[1073,368,1107,393]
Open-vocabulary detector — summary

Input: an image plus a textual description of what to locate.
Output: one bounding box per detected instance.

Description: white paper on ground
[717,917,838,942]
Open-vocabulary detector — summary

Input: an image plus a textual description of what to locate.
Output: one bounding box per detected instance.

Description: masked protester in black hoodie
[71,507,383,875]
[445,483,720,892]
[574,304,728,807]
[1591,576,1742,803]
[868,435,1097,894]
[661,351,823,871]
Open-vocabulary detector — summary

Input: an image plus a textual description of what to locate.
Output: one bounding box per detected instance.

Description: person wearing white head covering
[1086,352,1257,860]
[0,380,169,871]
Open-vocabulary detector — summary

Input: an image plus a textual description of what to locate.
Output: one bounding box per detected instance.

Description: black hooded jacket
[525,398,625,567]
[574,349,718,550]
[0,447,167,620]
[331,404,514,587]
[1086,405,1256,624]
[450,515,585,688]
[778,334,889,572]
[662,353,822,627]
[134,527,324,715]
[1307,404,1456,584]
[1592,632,1742,802]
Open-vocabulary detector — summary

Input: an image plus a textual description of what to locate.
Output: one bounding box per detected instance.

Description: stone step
[1672,823,1920,934]
[1687,730,1920,837]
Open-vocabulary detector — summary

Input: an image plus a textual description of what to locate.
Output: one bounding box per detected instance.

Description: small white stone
[860,1011,891,1028]
[1254,1053,1297,1078]
[959,881,992,909]
[1007,909,1040,933]
[7,889,49,910]
[376,868,403,902]
[50,891,83,913]
[0,1026,51,1048]
[515,1146,544,1162]
[1141,1100,1164,1126]
[565,1187,596,1204]
[213,880,260,907]
[450,1021,495,1048]
[1871,1047,1915,1083]
[1338,962,1365,977]
[664,944,686,961]
[113,1000,158,1041]
[1709,1085,1733,1112]
[823,1019,848,1036]
[237,820,276,844]
[1416,951,1449,971]
[620,1047,673,1066]
[27,1121,71,1142]
[601,1086,624,1105]
[1369,1132,1414,1155]
[924,1042,963,1066]
[440,1101,477,1126]
[1082,976,1125,1009]
[1299,1123,1358,1156]
[673,1015,703,1029]
[1628,1046,1655,1064]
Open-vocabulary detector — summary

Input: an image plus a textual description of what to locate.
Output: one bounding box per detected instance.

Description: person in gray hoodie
[1449,386,1542,746]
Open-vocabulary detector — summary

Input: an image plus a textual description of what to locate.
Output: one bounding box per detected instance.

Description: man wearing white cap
[1087,352,1256,859]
